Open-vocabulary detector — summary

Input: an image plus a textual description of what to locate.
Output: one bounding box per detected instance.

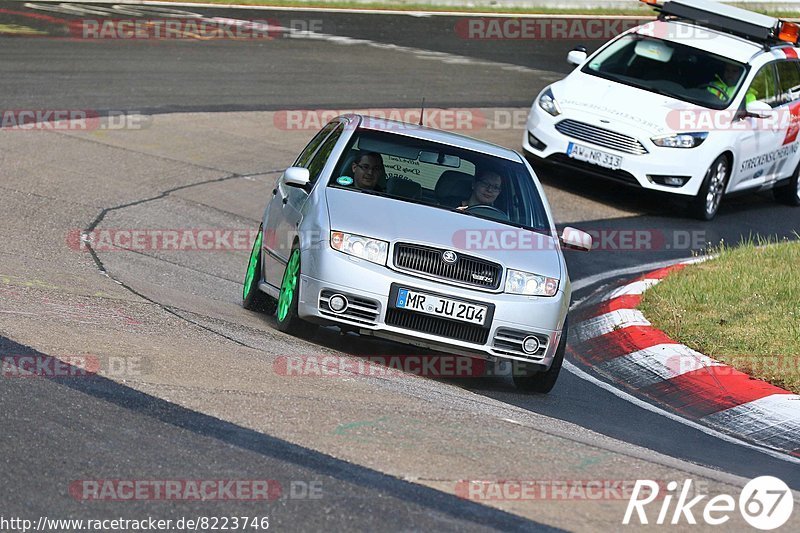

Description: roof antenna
[419,98,426,126]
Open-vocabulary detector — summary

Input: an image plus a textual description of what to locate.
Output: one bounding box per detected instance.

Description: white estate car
[524,0,800,219]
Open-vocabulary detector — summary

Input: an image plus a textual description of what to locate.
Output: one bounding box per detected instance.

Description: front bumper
[297,245,568,369]
[523,108,710,197]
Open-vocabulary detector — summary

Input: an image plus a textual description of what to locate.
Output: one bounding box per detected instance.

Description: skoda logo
[441,250,458,264]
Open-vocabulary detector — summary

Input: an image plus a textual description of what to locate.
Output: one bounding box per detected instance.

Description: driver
[351,151,386,191]
[458,169,502,209]
[707,63,755,104]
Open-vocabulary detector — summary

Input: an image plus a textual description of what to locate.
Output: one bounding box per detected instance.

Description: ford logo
[442,250,458,263]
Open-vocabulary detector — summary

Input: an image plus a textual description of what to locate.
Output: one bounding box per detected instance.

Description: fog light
[649,175,689,187]
[328,294,348,313]
[521,336,541,354]
[527,132,547,151]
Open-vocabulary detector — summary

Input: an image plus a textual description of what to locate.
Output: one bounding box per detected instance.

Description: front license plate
[395,288,487,326]
[567,142,622,170]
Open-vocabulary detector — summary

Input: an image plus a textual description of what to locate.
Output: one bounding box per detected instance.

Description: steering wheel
[698,83,726,99]
[463,204,509,221]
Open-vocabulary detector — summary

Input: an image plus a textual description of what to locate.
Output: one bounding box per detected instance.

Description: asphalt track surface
[1,1,800,531]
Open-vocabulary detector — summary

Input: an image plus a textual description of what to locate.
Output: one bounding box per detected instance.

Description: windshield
[327,128,550,233]
[582,34,747,109]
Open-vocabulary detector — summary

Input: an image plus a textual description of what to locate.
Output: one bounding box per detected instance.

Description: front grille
[394,243,501,290]
[546,154,640,186]
[555,119,648,155]
[319,290,380,326]
[493,328,549,361]
[385,309,489,345]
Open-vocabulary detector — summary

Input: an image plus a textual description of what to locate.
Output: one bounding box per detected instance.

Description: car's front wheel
[689,154,730,220]
[773,160,800,206]
[276,246,316,336]
[512,318,568,394]
[243,225,278,314]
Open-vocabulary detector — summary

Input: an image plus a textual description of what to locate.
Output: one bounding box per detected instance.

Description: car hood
[553,73,691,136]
[325,187,562,280]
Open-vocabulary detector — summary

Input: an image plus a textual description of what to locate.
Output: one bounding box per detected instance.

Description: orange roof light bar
[639,0,661,5]
[778,21,800,44]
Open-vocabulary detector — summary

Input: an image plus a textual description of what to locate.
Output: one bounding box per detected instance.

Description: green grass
[154,0,800,18]
[639,239,800,394]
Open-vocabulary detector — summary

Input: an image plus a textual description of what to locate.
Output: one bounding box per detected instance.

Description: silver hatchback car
[243,114,591,392]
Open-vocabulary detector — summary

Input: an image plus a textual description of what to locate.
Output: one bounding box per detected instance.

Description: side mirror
[560,227,592,252]
[567,46,587,66]
[284,167,311,189]
[745,100,773,119]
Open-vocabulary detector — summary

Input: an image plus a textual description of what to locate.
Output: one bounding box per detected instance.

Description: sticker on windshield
[634,40,673,62]
[336,176,354,186]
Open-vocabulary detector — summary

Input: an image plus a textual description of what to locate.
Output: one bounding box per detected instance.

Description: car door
[263,122,345,288]
[768,59,800,187]
[729,62,783,192]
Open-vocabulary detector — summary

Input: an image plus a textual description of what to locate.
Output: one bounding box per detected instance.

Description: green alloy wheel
[276,246,316,336]
[242,226,278,314]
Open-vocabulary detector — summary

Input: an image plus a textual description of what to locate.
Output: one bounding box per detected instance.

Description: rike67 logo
[624,477,794,529]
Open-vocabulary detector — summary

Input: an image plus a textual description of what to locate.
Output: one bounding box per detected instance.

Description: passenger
[350,151,386,191]
[458,169,503,209]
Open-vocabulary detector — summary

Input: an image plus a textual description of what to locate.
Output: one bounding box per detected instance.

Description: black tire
[512,318,568,394]
[243,225,278,314]
[689,154,730,221]
[773,161,800,206]
[275,245,316,337]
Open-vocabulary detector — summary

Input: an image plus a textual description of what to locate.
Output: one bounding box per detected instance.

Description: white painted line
[597,343,724,389]
[33,0,656,19]
[572,309,650,343]
[564,360,800,464]
[570,257,692,294]
[702,394,800,453]
[279,27,537,73]
[601,278,661,301]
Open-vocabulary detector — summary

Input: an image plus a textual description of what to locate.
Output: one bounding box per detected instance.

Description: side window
[777,60,800,105]
[293,122,337,168]
[306,124,344,184]
[749,64,780,107]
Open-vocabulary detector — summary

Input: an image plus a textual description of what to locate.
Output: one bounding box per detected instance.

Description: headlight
[538,87,561,117]
[505,269,559,296]
[330,231,388,265]
[651,132,708,148]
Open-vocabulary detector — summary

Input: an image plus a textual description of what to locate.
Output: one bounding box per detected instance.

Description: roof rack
[640,0,799,47]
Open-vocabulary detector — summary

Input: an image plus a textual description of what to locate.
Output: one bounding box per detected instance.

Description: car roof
[342,114,522,162]
[633,19,771,64]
